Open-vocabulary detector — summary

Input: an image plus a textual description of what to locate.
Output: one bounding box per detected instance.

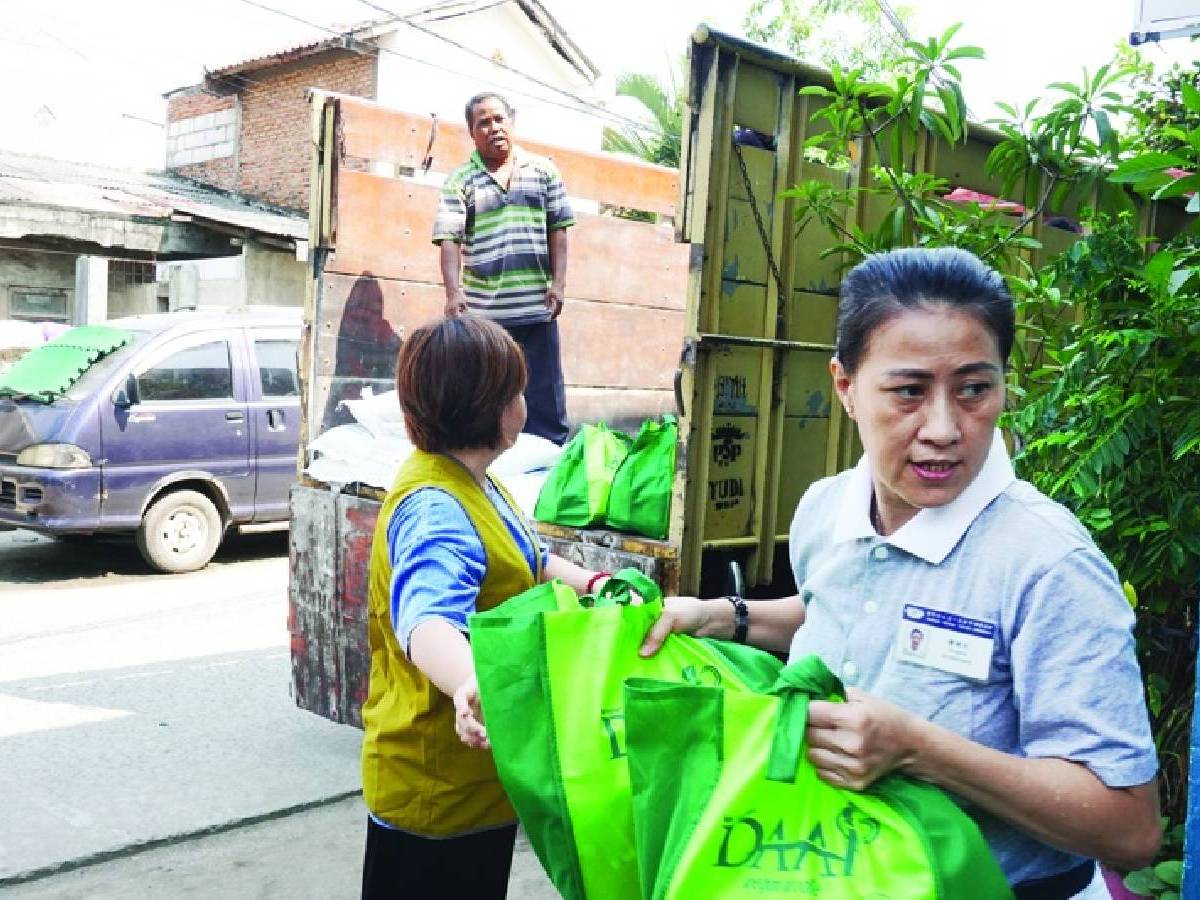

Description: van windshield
[0,326,153,404]
[62,332,155,401]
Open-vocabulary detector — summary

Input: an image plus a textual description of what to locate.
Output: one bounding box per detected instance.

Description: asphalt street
[0,528,558,897]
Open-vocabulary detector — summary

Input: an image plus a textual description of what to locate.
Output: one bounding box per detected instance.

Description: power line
[207,24,655,141]
[873,0,914,45]
[123,113,165,128]
[227,0,665,137]
[232,0,356,35]
[872,0,976,121]
[354,0,656,135]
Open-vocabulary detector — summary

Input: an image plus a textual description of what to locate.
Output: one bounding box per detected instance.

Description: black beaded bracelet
[727,595,749,643]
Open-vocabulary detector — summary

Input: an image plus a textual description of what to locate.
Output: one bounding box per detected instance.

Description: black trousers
[361,817,517,899]
[504,319,570,446]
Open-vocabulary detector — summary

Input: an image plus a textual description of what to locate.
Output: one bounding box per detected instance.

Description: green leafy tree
[780,22,1199,846]
[781,25,1009,265]
[1125,825,1184,898]
[602,71,683,169]
[744,0,914,77]
[985,61,1136,231]
[1110,70,1200,213]
[1132,59,1200,154]
[1013,71,1200,841]
[1007,222,1200,832]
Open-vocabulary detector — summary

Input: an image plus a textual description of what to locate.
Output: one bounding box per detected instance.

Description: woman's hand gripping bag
[469,570,783,900]
[604,415,676,540]
[534,422,631,527]
[623,655,1013,900]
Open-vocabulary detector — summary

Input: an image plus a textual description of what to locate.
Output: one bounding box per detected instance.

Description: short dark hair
[836,248,1014,374]
[396,316,527,452]
[464,91,514,128]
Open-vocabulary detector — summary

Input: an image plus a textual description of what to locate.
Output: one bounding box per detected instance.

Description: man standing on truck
[433,91,574,445]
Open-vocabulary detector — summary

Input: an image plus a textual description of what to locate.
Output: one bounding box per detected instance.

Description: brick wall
[238,51,377,212]
[165,89,238,192]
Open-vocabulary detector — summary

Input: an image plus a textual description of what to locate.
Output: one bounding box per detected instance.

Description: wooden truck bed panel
[329,170,689,309]
[335,97,680,217]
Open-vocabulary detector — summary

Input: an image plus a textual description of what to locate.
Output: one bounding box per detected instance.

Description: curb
[0,789,363,889]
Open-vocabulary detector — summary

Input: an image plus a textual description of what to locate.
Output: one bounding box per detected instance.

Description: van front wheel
[136,490,223,574]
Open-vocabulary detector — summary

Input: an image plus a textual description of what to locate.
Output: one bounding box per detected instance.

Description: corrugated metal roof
[205,18,396,80]
[0,150,306,241]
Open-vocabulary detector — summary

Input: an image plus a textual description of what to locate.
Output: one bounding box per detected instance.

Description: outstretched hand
[639,596,709,657]
[805,687,920,791]
[453,676,489,750]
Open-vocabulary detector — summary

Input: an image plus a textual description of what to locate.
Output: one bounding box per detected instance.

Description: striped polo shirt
[432,147,574,326]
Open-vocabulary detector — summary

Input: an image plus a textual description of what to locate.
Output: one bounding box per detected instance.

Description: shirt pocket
[513,184,545,211]
[875,659,978,736]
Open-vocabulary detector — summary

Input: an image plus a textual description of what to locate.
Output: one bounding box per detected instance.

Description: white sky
[0,0,1196,170]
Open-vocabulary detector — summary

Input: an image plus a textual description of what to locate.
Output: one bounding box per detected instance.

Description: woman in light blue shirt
[640,248,1160,898]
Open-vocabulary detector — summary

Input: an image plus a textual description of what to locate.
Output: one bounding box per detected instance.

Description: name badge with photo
[896,603,995,681]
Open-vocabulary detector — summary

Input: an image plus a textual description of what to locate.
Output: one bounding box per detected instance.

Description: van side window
[138,340,233,401]
[254,339,299,397]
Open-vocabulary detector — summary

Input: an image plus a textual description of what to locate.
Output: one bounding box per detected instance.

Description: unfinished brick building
[163,2,601,214]
[164,26,383,213]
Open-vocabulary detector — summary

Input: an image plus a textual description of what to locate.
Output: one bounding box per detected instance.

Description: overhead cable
[228,0,666,137]
[353,0,655,134]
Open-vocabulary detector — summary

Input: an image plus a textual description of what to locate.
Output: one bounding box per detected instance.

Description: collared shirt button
[872,545,889,560]
[842,660,858,682]
[864,600,879,615]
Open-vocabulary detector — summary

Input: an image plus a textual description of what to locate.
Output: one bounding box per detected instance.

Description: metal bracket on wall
[673,338,698,417]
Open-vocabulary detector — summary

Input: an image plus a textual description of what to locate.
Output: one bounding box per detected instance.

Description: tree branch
[986,104,1093,257]
[858,99,922,234]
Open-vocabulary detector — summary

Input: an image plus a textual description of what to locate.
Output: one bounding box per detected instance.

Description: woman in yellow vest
[360,315,608,899]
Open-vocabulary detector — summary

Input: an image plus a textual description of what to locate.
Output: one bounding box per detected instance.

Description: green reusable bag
[469,570,783,900]
[534,422,632,527]
[623,655,1013,900]
[605,415,677,540]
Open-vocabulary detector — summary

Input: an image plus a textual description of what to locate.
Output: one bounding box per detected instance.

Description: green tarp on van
[0,325,135,403]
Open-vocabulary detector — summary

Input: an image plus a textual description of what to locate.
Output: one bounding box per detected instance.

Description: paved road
[0,532,355,883]
[0,523,288,585]
[0,528,557,897]
[0,529,360,883]
[0,796,556,899]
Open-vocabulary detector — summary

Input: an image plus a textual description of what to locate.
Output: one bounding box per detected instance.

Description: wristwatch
[726,595,749,643]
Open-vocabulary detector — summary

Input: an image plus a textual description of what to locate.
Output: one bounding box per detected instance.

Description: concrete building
[0,150,306,325]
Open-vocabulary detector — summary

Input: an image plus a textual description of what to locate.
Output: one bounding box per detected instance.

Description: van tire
[136,490,223,574]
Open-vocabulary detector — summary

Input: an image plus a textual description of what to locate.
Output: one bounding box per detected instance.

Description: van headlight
[16,444,93,469]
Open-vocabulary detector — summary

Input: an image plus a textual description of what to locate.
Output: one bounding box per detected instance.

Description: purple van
[0,308,301,573]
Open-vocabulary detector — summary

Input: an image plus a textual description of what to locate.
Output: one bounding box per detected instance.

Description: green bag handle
[765,654,846,784]
[590,567,663,608]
